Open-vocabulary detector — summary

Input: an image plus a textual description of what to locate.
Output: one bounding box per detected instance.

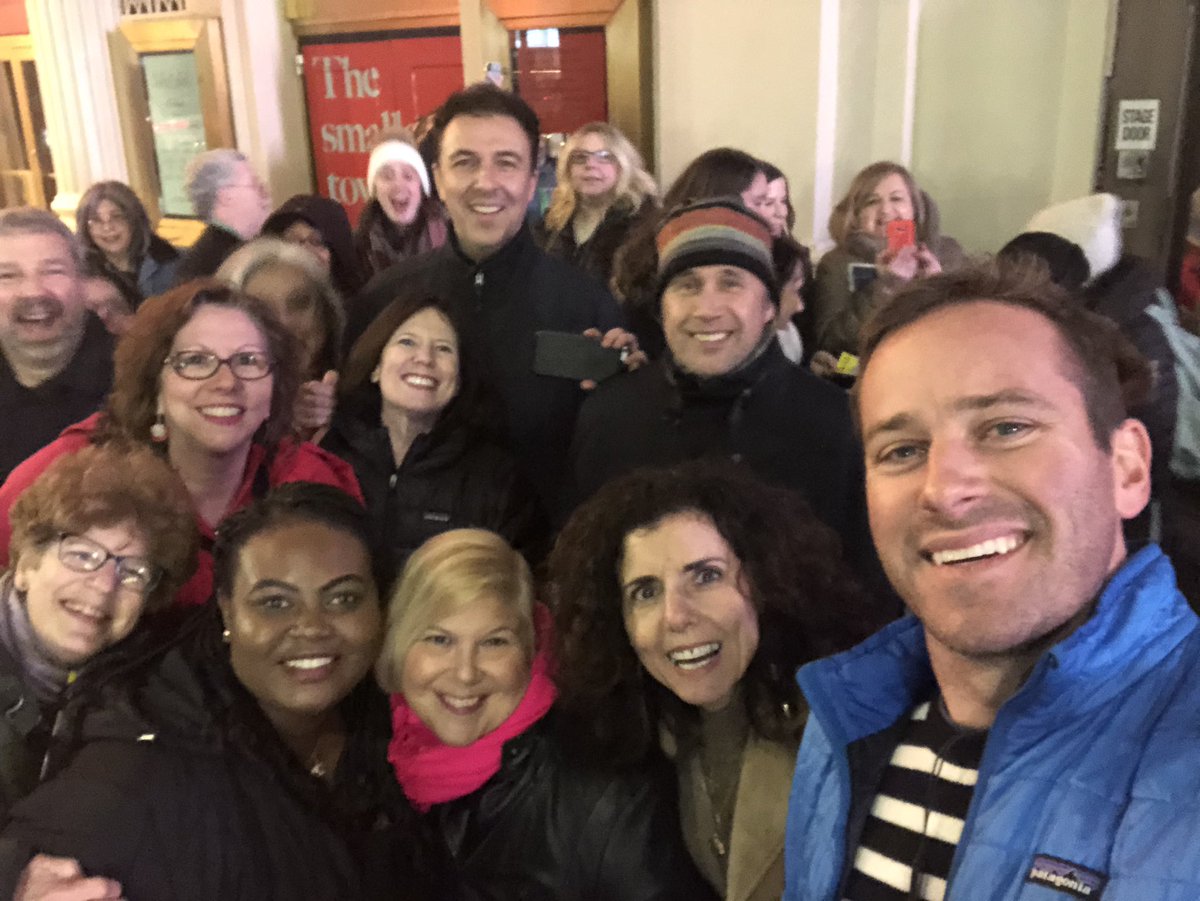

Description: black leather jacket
[394,715,717,901]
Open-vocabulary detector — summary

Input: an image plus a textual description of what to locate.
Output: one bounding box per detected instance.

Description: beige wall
[653,0,823,241]
[911,0,1112,253]
[651,0,1111,254]
[222,0,314,202]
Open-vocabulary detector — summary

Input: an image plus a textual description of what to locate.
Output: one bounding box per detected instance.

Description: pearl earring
[150,413,168,443]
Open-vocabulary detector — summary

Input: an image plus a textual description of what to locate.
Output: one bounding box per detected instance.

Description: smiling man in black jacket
[347,85,624,511]
[568,198,890,605]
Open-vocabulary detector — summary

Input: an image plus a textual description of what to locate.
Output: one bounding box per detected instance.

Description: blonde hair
[827,161,927,247]
[543,122,657,234]
[376,529,535,691]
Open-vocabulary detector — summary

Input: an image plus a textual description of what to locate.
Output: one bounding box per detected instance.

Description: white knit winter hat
[366,140,431,198]
[1023,193,1122,282]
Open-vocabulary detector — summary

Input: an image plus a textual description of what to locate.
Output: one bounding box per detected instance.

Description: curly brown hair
[547,460,874,766]
[101,280,302,448]
[9,441,199,611]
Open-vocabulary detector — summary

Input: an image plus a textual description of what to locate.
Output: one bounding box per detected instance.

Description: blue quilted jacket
[785,545,1200,901]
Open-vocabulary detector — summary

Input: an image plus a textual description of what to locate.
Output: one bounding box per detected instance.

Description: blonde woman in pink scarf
[376,528,713,901]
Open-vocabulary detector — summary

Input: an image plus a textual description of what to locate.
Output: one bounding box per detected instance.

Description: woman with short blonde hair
[375,528,709,898]
[376,529,534,690]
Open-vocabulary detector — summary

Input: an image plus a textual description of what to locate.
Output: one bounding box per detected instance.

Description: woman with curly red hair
[548,461,877,901]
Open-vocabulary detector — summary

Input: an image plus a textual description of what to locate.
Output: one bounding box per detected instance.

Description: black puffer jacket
[347,224,623,509]
[373,715,716,901]
[0,610,420,901]
[322,412,545,584]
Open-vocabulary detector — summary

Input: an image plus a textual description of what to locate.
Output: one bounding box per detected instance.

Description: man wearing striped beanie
[566,197,888,608]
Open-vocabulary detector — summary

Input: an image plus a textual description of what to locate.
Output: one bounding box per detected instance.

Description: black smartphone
[848,262,879,293]
[532,330,625,382]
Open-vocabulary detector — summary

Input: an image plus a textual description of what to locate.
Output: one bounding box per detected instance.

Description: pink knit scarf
[387,604,557,811]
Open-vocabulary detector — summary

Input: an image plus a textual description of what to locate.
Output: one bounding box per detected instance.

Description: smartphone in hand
[532,331,625,383]
[886,219,916,255]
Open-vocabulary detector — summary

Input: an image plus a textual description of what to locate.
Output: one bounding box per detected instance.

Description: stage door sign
[301,33,463,225]
[1115,99,1160,151]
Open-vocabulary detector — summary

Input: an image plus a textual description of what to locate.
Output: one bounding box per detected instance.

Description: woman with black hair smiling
[324,292,543,583]
[549,461,874,901]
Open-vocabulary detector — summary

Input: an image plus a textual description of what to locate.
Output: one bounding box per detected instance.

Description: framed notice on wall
[141,52,207,217]
[110,17,235,245]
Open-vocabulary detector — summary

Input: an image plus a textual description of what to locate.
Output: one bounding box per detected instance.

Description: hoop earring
[150,413,168,443]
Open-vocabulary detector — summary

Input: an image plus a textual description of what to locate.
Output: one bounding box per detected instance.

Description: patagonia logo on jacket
[1025,855,1106,898]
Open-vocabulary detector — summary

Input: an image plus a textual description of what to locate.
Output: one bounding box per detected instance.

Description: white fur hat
[367,140,431,198]
[1023,193,1122,282]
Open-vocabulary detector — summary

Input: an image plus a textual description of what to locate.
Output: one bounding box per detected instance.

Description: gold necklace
[697,755,739,859]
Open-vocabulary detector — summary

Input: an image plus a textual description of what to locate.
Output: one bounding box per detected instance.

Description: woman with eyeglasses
[0,483,434,901]
[0,280,362,608]
[0,441,196,819]
[76,180,180,310]
[539,123,658,285]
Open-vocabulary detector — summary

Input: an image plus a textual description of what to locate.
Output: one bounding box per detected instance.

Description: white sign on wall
[1115,99,1160,151]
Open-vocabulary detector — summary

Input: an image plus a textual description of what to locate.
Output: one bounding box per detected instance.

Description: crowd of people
[0,78,1196,900]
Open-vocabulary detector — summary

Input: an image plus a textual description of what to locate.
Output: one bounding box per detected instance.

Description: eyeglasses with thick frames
[567,149,618,167]
[56,533,161,593]
[164,350,274,381]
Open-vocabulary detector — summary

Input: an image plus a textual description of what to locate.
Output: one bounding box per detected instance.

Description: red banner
[301,33,464,226]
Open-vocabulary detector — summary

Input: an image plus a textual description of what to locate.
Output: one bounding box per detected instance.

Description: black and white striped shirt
[841,697,988,901]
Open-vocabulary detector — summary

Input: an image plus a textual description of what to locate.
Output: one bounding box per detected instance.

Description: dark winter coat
[354,199,449,282]
[347,224,624,509]
[173,223,243,286]
[383,715,717,901]
[0,315,112,483]
[1084,255,1180,491]
[568,340,893,606]
[322,412,545,584]
[0,644,46,821]
[85,233,179,309]
[539,201,655,286]
[0,609,411,901]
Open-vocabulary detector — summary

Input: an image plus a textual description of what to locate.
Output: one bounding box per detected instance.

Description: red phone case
[886,219,916,254]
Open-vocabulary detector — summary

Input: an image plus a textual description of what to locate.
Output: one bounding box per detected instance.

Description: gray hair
[217,236,324,288]
[0,207,83,270]
[184,149,248,221]
[216,237,346,372]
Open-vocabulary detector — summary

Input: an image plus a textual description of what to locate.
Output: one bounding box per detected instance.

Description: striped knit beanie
[655,197,779,308]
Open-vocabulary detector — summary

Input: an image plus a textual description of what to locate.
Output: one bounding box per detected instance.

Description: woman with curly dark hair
[0,281,361,607]
[548,461,874,901]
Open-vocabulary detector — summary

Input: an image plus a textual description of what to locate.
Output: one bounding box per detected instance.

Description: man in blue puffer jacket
[785,259,1200,901]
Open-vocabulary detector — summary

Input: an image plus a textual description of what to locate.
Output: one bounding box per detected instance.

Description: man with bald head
[785,260,1200,901]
